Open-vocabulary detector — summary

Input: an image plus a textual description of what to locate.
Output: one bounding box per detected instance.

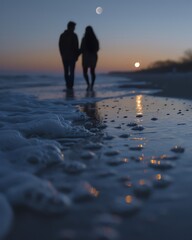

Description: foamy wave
[0,171,70,214]
[0,92,93,216]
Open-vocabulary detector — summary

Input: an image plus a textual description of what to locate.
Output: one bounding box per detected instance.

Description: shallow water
[0,74,192,240]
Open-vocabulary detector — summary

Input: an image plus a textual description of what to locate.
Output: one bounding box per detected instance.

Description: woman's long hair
[83,26,99,53]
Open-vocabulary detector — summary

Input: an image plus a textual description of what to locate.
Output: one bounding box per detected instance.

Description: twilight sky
[0,0,192,74]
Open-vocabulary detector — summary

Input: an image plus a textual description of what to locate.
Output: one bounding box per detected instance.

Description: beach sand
[1,73,192,240]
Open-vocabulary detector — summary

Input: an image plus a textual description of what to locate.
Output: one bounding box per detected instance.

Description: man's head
[67,21,76,31]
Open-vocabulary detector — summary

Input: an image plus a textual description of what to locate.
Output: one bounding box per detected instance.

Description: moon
[96,7,103,15]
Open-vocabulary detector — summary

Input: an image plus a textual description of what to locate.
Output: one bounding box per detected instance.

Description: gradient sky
[1,0,192,74]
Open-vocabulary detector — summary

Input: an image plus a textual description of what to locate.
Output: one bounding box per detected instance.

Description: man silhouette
[59,21,79,90]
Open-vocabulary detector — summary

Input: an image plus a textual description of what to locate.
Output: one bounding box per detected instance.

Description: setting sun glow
[134,62,140,68]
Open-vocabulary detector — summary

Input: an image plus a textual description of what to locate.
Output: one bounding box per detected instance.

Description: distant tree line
[143,49,192,73]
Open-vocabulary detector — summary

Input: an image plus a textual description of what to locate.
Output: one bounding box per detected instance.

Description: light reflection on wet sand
[3,74,192,240]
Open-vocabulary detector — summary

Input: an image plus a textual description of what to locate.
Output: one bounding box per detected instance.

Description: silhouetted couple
[59,21,99,91]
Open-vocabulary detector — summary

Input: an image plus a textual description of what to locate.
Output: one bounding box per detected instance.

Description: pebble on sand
[171,146,185,153]
[111,195,141,216]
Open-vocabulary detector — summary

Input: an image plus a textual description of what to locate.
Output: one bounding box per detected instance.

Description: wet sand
[115,72,192,99]
[2,74,192,240]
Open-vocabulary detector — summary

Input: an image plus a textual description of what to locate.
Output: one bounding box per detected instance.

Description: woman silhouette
[80,26,99,91]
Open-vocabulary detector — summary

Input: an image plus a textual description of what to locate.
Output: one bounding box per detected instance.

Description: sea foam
[0,92,92,216]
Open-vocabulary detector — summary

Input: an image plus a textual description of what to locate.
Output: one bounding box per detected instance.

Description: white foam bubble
[0,130,30,151]
[1,171,70,214]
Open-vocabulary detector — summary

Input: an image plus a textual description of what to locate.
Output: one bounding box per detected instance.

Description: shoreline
[6,91,192,240]
[110,72,192,100]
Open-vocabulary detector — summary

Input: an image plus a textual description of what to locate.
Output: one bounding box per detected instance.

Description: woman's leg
[83,66,90,90]
[90,67,96,90]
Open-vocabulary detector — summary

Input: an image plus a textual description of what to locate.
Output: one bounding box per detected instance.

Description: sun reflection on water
[136,95,143,115]
[125,195,133,204]
[156,174,162,180]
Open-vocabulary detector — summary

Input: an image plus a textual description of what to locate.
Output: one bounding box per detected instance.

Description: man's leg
[63,60,70,89]
[68,61,76,89]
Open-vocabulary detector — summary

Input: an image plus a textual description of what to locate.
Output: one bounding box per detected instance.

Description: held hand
[76,49,82,61]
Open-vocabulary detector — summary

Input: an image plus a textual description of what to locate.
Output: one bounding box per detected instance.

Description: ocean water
[1,74,192,240]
